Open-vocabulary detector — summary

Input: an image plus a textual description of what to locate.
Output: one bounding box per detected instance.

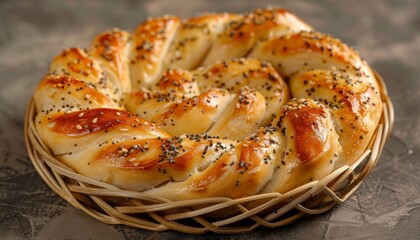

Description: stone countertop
[1,0,419,239]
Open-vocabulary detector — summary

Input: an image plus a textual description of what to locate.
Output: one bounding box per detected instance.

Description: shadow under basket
[24,71,394,234]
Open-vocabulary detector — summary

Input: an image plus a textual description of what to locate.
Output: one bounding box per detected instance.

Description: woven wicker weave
[24,70,393,234]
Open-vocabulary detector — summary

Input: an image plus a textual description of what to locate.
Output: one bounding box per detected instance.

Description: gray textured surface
[0,0,419,239]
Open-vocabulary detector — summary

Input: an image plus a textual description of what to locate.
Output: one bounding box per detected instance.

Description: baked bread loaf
[33,8,382,201]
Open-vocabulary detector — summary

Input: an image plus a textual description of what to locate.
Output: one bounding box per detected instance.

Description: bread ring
[33,7,382,201]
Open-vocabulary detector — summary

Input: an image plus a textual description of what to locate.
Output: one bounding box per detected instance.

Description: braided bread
[33,8,382,201]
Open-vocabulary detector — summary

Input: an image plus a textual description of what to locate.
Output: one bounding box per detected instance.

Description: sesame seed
[78,112,85,117]
[76,125,83,130]
[92,117,98,123]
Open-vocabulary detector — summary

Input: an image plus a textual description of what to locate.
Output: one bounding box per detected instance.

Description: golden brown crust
[289,70,382,167]
[91,28,131,95]
[32,7,383,200]
[202,8,313,65]
[124,90,183,119]
[194,58,290,125]
[50,108,154,136]
[144,129,278,200]
[130,16,181,88]
[66,135,237,192]
[206,86,266,140]
[50,48,105,85]
[250,31,379,90]
[151,88,232,136]
[36,108,169,155]
[165,13,240,70]
[155,69,199,97]
[285,106,327,163]
[34,75,120,115]
[219,8,307,43]
[263,99,340,194]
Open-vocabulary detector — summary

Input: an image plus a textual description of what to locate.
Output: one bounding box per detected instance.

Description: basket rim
[24,70,394,234]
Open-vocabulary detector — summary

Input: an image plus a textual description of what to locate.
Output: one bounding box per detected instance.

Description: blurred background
[0,0,419,239]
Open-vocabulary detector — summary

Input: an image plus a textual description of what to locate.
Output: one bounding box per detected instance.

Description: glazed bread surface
[33,8,382,201]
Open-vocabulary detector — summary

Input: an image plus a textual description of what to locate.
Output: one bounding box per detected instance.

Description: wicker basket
[24,71,393,234]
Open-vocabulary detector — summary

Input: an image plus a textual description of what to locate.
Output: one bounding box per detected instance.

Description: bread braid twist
[33,8,382,201]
